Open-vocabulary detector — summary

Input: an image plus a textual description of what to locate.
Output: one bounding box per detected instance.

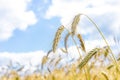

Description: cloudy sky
[0,0,120,67]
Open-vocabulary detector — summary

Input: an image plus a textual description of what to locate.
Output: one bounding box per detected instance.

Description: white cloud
[45,0,120,35]
[0,51,46,66]
[0,0,37,41]
[85,37,115,52]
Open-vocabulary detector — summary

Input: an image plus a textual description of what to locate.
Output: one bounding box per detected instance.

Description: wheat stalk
[54,57,62,67]
[107,65,114,70]
[77,34,86,52]
[41,56,48,69]
[78,48,100,69]
[103,46,109,57]
[101,72,109,80]
[52,25,64,53]
[60,48,67,53]
[63,32,71,53]
[71,14,80,36]
[47,50,52,57]
[82,14,118,66]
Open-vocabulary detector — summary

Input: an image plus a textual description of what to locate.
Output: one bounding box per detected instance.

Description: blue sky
[0,0,56,52]
[0,0,120,69]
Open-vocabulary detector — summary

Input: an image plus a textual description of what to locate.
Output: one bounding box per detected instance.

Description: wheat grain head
[77,34,86,52]
[71,14,80,36]
[64,32,71,53]
[52,25,64,53]
[78,48,100,69]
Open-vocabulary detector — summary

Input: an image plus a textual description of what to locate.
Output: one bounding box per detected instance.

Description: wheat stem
[78,48,100,69]
[71,36,82,59]
[80,13,118,66]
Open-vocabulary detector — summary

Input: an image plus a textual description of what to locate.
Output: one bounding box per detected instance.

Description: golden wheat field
[0,14,120,80]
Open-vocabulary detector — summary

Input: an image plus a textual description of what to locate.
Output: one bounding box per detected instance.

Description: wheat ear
[41,56,48,69]
[77,34,86,52]
[64,32,71,53]
[52,25,64,53]
[78,48,100,69]
[71,14,80,36]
